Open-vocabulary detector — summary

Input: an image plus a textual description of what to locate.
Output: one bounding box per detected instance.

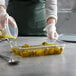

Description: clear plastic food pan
[11,39,65,57]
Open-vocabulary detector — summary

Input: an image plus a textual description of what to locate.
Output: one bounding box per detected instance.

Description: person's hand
[0,6,17,29]
[43,23,59,40]
[0,6,8,29]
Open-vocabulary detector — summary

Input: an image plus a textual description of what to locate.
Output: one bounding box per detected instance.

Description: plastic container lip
[12,40,65,49]
[17,45,64,49]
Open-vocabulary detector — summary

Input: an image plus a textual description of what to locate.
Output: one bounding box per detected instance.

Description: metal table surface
[0,37,76,76]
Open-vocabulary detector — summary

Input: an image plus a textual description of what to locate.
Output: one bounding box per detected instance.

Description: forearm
[45,0,57,24]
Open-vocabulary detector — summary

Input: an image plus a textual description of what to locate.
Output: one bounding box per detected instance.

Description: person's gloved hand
[0,6,17,29]
[0,6,8,29]
[43,23,59,40]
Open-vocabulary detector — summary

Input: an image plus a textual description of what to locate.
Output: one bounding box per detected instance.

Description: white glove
[43,24,59,40]
[0,0,5,6]
[0,7,8,29]
[0,7,17,29]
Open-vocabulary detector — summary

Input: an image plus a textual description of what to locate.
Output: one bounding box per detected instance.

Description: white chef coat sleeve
[45,0,58,22]
[0,0,5,6]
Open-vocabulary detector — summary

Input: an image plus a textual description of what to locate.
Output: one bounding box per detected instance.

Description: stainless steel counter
[0,37,76,76]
